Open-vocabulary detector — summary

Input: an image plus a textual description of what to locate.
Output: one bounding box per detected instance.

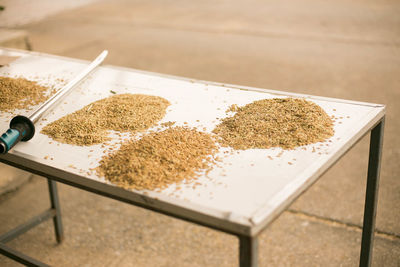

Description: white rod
[29,50,108,123]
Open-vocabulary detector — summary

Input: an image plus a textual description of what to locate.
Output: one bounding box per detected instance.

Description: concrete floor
[0,0,399,266]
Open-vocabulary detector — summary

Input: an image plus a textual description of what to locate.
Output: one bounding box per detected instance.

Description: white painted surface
[0,49,385,235]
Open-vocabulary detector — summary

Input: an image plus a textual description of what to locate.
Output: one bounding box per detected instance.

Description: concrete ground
[0,0,399,266]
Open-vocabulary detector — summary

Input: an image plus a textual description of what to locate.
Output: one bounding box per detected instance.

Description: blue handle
[0,115,35,154]
[0,128,20,154]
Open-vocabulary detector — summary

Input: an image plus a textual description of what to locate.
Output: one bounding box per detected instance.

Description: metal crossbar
[0,179,63,266]
[0,243,50,267]
[0,209,55,243]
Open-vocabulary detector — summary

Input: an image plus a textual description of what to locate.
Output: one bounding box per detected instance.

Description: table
[0,48,385,267]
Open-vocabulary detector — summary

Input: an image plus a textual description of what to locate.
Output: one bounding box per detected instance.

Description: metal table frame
[0,117,384,267]
[0,179,62,267]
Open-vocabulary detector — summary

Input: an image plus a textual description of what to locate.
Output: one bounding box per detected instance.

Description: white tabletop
[0,48,385,236]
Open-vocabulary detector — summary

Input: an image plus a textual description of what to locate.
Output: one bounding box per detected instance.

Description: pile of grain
[0,76,53,112]
[213,98,334,150]
[97,127,218,190]
[41,93,170,145]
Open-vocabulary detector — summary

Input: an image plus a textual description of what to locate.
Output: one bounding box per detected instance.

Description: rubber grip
[0,128,20,154]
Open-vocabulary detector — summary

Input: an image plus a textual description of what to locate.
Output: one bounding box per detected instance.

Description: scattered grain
[97,127,219,190]
[41,94,170,145]
[213,98,334,150]
[226,104,238,113]
[160,121,176,128]
[0,76,55,112]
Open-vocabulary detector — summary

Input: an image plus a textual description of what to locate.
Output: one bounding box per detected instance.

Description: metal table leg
[0,179,64,266]
[360,118,385,267]
[47,179,64,243]
[239,235,258,267]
